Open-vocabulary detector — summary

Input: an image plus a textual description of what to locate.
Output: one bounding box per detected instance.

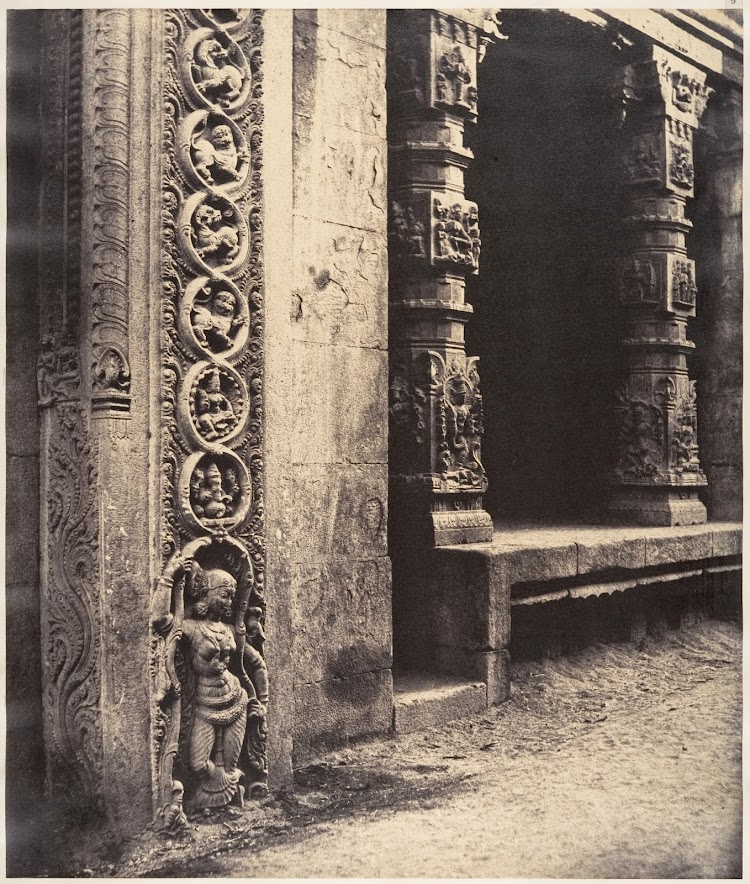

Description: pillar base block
[608,487,707,527]
[430,509,493,546]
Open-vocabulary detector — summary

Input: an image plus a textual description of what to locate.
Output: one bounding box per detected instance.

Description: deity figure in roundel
[192,367,241,441]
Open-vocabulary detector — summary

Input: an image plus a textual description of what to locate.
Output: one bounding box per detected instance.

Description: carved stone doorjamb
[610,46,711,526]
[387,9,500,547]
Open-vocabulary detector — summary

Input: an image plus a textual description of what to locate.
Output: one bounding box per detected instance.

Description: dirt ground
[42,617,741,878]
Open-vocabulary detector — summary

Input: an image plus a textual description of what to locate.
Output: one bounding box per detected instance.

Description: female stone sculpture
[152,540,268,821]
[181,564,249,809]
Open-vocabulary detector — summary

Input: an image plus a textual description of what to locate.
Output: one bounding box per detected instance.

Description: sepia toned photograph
[5,5,742,878]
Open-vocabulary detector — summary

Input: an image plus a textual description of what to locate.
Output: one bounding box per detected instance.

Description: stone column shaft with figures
[610,46,711,526]
[387,9,500,546]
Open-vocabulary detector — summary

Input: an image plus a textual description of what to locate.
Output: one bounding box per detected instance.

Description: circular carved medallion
[179,449,252,532]
[181,360,249,447]
[180,110,250,194]
[180,276,249,361]
[180,192,249,276]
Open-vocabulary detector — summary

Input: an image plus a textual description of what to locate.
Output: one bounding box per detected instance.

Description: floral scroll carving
[43,404,104,808]
[389,351,486,491]
[155,9,266,831]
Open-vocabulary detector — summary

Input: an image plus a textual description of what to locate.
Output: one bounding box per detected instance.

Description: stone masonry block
[501,543,578,585]
[700,396,742,463]
[644,528,712,566]
[393,676,486,734]
[291,341,388,465]
[472,649,511,705]
[295,9,387,50]
[712,163,742,218]
[6,456,40,587]
[706,466,742,523]
[710,525,743,558]
[6,319,40,457]
[293,125,386,233]
[291,464,388,562]
[430,548,511,652]
[293,557,392,684]
[291,220,388,348]
[293,16,386,137]
[293,669,393,766]
[577,536,647,574]
[430,647,511,706]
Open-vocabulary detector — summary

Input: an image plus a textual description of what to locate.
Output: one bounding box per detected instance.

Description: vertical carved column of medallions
[37,11,106,813]
[386,10,502,546]
[152,9,267,830]
[610,47,711,526]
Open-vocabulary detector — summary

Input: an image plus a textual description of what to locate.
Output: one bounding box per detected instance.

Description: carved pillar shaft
[610,47,711,526]
[387,10,498,546]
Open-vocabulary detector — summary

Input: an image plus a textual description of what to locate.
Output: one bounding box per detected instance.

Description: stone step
[392,671,487,734]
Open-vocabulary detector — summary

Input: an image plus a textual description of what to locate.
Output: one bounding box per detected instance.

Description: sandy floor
[119,617,742,879]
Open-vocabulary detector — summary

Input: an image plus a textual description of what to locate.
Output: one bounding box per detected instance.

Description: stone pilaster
[696,86,742,521]
[609,47,711,526]
[387,10,500,546]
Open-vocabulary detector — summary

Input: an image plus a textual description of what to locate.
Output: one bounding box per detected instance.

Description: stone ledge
[393,671,487,734]
[437,521,741,580]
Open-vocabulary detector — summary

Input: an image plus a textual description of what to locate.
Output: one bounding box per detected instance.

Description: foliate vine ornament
[154,9,266,832]
[43,404,105,809]
[389,352,486,490]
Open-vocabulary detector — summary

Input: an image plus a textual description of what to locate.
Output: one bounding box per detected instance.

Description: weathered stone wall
[290,10,392,764]
[694,90,743,521]
[6,9,45,848]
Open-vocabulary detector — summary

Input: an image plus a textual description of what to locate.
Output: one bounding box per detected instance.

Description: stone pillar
[696,87,742,521]
[609,47,711,526]
[387,10,498,547]
[36,9,290,837]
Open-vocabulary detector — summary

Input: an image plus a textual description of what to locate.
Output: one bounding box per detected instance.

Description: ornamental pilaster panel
[609,47,711,526]
[36,9,273,836]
